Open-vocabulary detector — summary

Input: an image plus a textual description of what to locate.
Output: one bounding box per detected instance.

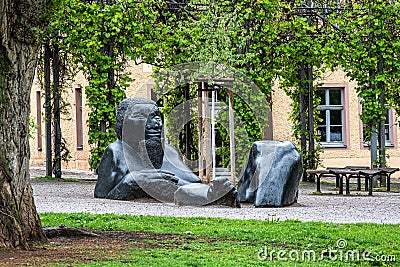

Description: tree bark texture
[0,0,49,249]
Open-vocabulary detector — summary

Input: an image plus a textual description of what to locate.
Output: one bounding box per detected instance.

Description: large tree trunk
[0,0,49,249]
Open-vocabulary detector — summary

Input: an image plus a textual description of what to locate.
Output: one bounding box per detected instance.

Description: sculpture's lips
[146,128,161,134]
[146,129,161,132]
[145,132,161,138]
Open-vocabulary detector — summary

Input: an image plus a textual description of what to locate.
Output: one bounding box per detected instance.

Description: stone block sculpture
[237,140,302,207]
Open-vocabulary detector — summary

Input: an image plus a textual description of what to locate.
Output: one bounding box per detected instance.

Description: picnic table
[306,166,399,196]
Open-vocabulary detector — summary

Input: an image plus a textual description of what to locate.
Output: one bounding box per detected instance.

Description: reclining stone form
[94,98,239,207]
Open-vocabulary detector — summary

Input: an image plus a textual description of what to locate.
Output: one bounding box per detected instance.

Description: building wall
[30,64,400,177]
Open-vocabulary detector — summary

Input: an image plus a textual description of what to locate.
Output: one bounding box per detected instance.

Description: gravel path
[30,167,400,224]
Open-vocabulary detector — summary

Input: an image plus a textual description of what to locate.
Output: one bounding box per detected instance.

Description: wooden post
[203,89,211,184]
[183,84,191,161]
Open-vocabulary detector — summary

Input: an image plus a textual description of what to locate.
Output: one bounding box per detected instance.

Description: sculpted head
[116,98,163,141]
[145,105,163,140]
[119,98,164,169]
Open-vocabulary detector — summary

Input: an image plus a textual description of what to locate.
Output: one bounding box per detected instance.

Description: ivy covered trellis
[38,30,76,178]
[42,0,400,180]
[48,0,161,169]
[331,0,400,168]
[148,0,279,180]
[276,0,347,180]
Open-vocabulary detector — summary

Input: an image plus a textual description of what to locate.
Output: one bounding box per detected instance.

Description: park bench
[306,167,399,196]
[374,167,399,191]
[345,166,399,193]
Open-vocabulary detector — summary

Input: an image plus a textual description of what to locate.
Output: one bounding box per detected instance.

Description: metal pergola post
[44,41,52,178]
[228,89,236,186]
[53,32,61,178]
[197,82,204,182]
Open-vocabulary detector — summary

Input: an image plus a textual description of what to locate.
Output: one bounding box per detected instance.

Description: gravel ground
[30,167,400,224]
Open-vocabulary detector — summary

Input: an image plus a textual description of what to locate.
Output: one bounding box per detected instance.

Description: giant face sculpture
[145,105,163,140]
[122,99,164,170]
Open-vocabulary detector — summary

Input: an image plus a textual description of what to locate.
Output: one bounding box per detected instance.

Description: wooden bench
[306,169,332,193]
[307,167,398,195]
[377,167,399,191]
[346,166,399,193]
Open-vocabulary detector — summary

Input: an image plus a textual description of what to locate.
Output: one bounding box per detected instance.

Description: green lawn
[39,213,400,266]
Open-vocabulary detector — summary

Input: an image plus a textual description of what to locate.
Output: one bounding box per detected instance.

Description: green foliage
[49,0,162,169]
[216,88,264,173]
[148,1,278,175]
[152,61,269,177]
[156,84,199,168]
[272,1,332,173]
[28,116,38,139]
[35,48,74,168]
[329,0,400,167]
[40,212,400,266]
[43,0,400,173]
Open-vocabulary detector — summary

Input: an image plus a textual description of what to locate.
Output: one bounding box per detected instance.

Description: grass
[39,212,400,266]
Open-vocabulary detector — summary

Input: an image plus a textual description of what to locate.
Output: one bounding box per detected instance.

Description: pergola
[43,1,391,182]
[197,78,235,185]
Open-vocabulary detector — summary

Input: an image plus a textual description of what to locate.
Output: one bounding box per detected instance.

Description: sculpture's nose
[146,115,162,132]
[155,117,161,126]
[150,117,160,129]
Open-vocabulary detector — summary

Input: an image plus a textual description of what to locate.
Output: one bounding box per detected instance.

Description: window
[384,108,393,144]
[75,88,83,150]
[36,91,42,151]
[362,106,394,147]
[316,87,346,147]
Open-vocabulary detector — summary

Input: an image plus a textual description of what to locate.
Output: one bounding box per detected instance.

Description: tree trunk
[0,0,49,249]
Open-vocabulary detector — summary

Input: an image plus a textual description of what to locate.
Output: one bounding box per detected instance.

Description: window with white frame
[362,105,394,147]
[316,87,346,147]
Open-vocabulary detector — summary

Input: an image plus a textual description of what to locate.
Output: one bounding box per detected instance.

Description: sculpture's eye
[152,114,161,120]
[129,112,146,120]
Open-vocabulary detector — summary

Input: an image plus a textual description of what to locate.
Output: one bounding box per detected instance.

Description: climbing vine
[50,0,161,169]
[273,1,334,175]
[36,34,77,174]
[330,0,400,167]
[42,0,400,175]
[148,0,280,174]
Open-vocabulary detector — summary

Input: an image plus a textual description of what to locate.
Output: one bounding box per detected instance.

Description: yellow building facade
[29,65,400,176]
